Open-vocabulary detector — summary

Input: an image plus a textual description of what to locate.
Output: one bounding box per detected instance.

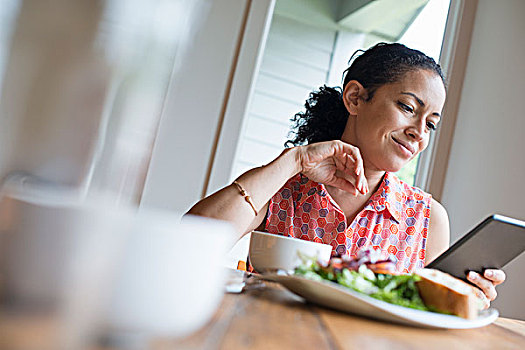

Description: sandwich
[415,268,482,319]
[295,248,483,319]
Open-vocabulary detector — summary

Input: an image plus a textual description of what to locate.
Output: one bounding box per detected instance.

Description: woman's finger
[345,154,365,195]
[337,142,367,194]
[346,153,369,195]
[327,140,367,195]
[349,154,367,195]
[349,148,367,194]
[484,269,506,286]
[334,145,356,176]
[329,176,358,195]
[333,155,359,195]
[472,286,491,309]
[467,271,497,301]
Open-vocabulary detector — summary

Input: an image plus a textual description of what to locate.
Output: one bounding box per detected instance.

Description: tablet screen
[427,215,525,279]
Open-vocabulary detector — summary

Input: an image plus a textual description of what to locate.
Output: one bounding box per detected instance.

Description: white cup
[0,188,235,346]
[105,213,234,337]
[0,191,131,349]
[0,193,127,308]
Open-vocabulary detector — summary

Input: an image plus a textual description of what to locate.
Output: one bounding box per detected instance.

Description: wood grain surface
[166,278,525,349]
[2,277,524,349]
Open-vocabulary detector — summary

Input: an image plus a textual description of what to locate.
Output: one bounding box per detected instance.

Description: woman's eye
[397,102,414,113]
[426,121,437,131]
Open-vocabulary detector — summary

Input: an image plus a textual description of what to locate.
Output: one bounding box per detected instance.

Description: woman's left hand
[467,269,506,309]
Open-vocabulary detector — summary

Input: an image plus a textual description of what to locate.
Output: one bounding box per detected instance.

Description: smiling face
[341,69,446,173]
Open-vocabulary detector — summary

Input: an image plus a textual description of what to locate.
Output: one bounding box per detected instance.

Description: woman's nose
[406,123,425,141]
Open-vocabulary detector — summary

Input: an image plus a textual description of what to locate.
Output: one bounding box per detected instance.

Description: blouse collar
[297,172,403,223]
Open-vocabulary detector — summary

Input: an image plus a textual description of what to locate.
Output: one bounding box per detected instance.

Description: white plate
[260,273,498,329]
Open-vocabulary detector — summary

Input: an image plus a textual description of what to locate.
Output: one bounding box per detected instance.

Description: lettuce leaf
[295,258,429,311]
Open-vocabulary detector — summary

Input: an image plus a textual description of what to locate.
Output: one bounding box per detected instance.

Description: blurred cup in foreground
[0,189,130,349]
[0,186,235,348]
[105,213,234,338]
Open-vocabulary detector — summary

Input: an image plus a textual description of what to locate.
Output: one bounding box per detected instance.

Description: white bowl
[248,231,332,273]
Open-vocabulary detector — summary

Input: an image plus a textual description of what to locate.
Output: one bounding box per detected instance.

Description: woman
[188,43,504,307]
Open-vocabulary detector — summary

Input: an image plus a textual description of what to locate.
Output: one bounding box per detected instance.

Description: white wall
[141,0,275,213]
[139,0,248,214]
[204,0,275,196]
[441,0,525,319]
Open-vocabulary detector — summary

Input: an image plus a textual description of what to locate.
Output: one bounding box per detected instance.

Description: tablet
[427,214,525,280]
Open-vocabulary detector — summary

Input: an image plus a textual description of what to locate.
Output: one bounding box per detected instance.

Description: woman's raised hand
[297,140,369,195]
[188,140,369,235]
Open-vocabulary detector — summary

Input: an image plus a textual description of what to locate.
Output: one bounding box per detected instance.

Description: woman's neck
[325,169,386,225]
[364,169,386,193]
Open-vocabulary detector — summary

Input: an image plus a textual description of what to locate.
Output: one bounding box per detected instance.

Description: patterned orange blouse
[265,172,431,273]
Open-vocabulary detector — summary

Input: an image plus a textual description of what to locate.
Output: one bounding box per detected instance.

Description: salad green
[294,255,429,311]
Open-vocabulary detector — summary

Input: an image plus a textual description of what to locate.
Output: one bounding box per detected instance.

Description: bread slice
[415,268,481,319]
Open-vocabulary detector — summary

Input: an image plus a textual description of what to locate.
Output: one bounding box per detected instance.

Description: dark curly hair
[286,43,445,147]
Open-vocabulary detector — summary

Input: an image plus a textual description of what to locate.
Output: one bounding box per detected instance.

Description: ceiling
[274,0,430,41]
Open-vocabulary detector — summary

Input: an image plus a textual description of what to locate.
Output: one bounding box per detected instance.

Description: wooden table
[167,278,525,350]
[2,278,525,349]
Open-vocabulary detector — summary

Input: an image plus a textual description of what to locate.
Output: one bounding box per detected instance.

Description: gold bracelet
[233,181,258,216]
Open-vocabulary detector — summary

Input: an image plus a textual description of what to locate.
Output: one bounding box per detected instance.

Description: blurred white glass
[0,184,131,349]
[0,181,235,349]
[106,214,234,337]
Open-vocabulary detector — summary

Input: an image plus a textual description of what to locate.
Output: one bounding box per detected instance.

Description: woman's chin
[367,156,411,174]
[382,161,409,173]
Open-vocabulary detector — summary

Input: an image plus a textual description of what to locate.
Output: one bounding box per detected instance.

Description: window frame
[414,0,479,200]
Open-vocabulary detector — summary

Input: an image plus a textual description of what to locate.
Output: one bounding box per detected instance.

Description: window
[393,0,451,185]
[230,0,451,186]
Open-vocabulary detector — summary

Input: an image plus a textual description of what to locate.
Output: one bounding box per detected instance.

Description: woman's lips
[392,136,415,157]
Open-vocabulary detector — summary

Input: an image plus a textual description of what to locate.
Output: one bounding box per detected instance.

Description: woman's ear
[342,80,368,115]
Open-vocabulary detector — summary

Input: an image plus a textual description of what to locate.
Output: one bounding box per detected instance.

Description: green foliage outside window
[395,154,419,186]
